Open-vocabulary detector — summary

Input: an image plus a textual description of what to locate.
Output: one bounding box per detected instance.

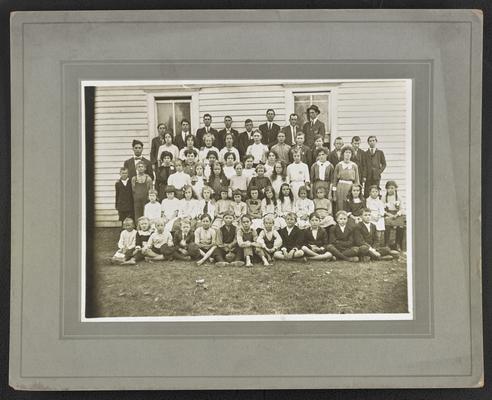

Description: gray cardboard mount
[10,10,482,390]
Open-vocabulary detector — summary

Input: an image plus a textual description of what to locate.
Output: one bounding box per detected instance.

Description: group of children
[112,116,406,267]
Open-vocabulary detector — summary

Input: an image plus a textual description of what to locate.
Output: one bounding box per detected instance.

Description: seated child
[143,189,162,228]
[237,214,269,267]
[294,185,315,230]
[326,210,360,262]
[167,159,192,199]
[160,185,180,232]
[133,216,153,262]
[274,212,305,261]
[111,217,137,264]
[191,163,205,200]
[214,211,245,267]
[172,219,201,261]
[232,189,247,226]
[355,208,400,261]
[247,163,271,198]
[257,214,283,264]
[242,154,256,182]
[197,185,215,223]
[260,185,285,229]
[365,185,386,247]
[344,183,366,226]
[212,187,234,229]
[277,183,294,223]
[383,180,406,251]
[313,186,336,233]
[194,213,218,266]
[144,218,175,261]
[173,185,200,231]
[301,212,332,261]
[246,186,263,231]
[229,162,248,199]
[222,151,237,180]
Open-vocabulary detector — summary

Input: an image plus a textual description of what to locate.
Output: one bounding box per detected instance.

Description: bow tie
[134,157,142,160]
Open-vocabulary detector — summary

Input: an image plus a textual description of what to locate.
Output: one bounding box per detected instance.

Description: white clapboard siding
[93,82,409,227]
[334,80,408,205]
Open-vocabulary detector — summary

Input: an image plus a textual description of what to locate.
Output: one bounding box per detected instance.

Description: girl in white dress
[260,185,285,229]
[294,186,315,230]
[270,161,290,198]
[278,183,294,224]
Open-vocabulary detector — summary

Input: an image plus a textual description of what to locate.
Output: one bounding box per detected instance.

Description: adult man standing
[258,108,281,147]
[302,105,326,148]
[123,139,154,180]
[217,115,239,149]
[364,135,386,197]
[150,123,172,170]
[237,119,255,159]
[174,119,193,150]
[196,113,219,148]
[281,113,300,146]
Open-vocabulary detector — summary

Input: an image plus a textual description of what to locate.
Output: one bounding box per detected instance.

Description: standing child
[131,161,153,221]
[278,183,295,223]
[312,186,336,235]
[274,213,305,261]
[197,185,216,223]
[383,180,406,251]
[247,164,271,198]
[328,136,344,167]
[242,155,257,182]
[232,189,247,225]
[261,185,285,229]
[222,152,237,180]
[332,145,360,212]
[157,132,179,163]
[111,217,137,264]
[364,135,387,198]
[237,214,269,267]
[311,135,330,164]
[310,148,333,200]
[182,149,198,176]
[214,211,245,267]
[155,151,175,201]
[133,216,153,263]
[286,150,311,201]
[208,162,230,200]
[167,159,192,199]
[194,214,218,266]
[301,212,332,261]
[257,215,283,264]
[203,151,219,182]
[270,131,291,165]
[172,219,201,261]
[191,163,205,200]
[115,167,133,224]
[270,161,290,198]
[246,130,269,166]
[144,218,175,261]
[365,185,386,247]
[212,187,234,229]
[246,186,263,231]
[326,210,360,262]
[160,185,181,232]
[174,185,201,231]
[294,186,315,230]
[229,162,248,200]
[143,189,162,228]
[355,208,399,261]
[344,183,366,226]
[264,151,278,178]
[289,132,312,166]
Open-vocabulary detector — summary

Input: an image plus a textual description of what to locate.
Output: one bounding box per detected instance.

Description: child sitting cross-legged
[257,214,283,265]
[144,218,175,261]
[274,212,305,261]
[326,210,360,262]
[172,218,201,261]
[237,214,270,267]
[214,211,245,267]
[111,217,137,265]
[355,208,400,262]
[194,213,218,266]
[132,216,153,263]
[301,212,332,261]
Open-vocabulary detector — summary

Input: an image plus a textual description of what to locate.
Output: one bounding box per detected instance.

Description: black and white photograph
[83,79,412,320]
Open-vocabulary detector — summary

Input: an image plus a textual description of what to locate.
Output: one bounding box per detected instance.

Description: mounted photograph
[83,79,412,320]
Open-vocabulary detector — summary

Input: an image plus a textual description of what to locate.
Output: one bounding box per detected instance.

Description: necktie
[203,201,209,215]
[372,149,375,155]
[268,123,271,130]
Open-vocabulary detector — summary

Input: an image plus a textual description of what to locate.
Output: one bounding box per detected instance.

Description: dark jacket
[172,229,195,248]
[115,179,133,212]
[217,128,239,149]
[278,226,304,251]
[303,228,329,248]
[351,149,367,181]
[237,131,254,159]
[281,125,300,146]
[258,122,281,146]
[196,127,219,148]
[365,149,386,181]
[328,224,357,250]
[123,156,154,181]
[354,221,378,247]
[302,119,326,147]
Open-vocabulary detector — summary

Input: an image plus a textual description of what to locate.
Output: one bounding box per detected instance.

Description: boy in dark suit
[355,208,399,262]
[123,139,154,180]
[217,115,239,149]
[350,136,367,188]
[327,137,344,167]
[237,119,255,159]
[150,123,172,171]
[258,108,281,147]
[196,113,219,148]
[301,212,332,260]
[288,132,313,166]
[302,105,327,148]
[114,167,134,224]
[274,213,305,260]
[172,219,201,260]
[364,135,387,198]
[326,210,360,262]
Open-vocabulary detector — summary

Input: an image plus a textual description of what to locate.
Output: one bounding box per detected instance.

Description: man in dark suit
[150,123,173,170]
[217,115,239,149]
[281,113,300,146]
[196,113,219,148]
[350,136,367,187]
[258,108,281,147]
[364,135,387,198]
[237,119,255,159]
[302,105,327,148]
[174,119,193,150]
[123,139,154,180]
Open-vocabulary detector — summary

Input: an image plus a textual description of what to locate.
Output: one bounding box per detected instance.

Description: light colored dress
[286,162,310,201]
[313,197,336,228]
[271,176,290,198]
[260,198,285,229]
[294,198,315,229]
[366,196,386,231]
[333,161,360,211]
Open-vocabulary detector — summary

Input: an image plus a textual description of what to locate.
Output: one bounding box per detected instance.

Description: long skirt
[336,181,353,212]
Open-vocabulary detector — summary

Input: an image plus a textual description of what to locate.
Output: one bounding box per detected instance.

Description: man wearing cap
[302,105,326,148]
[258,109,281,147]
[123,139,154,180]
[150,123,173,171]
[196,113,219,148]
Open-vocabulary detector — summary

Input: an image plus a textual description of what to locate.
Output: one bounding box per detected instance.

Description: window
[293,91,331,144]
[155,97,192,135]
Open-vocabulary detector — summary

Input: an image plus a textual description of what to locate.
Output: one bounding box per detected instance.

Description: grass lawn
[87,228,409,317]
